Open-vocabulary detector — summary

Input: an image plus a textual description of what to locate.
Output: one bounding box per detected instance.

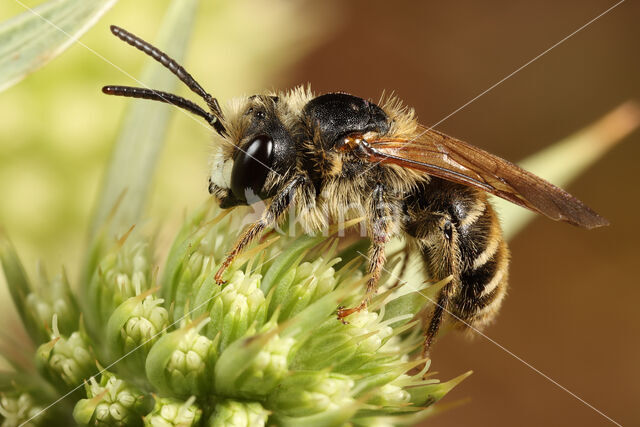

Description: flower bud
[207,270,266,348]
[0,393,45,426]
[207,400,269,427]
[368,383,411,407]
[85,241,151,335]
[145,320,216,397]
[215,328,293,398]
[294,257,340,299]
[270,256,341,321]
[268,371,355,418]
[144,396,202,427]
[73,372,152,426]
[290,308,393,373]
[106,293,169,371]
[26,267,79,339]
[36,322,95,387]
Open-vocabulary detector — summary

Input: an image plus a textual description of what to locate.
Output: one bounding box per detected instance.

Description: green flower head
[2,201,467,426]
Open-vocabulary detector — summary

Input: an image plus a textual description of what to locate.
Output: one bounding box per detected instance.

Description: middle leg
[337,182,394,318]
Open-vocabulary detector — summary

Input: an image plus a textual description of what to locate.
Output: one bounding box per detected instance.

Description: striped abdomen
[449,194,510,331]
[403,179,510,335]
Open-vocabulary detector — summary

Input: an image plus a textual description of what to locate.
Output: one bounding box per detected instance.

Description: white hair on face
[209,149,233,189]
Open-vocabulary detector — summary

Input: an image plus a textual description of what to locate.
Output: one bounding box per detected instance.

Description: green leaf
[497,101,640,240]
[0,229,42,343]
[0,0,118,92]
[88,0,200,240]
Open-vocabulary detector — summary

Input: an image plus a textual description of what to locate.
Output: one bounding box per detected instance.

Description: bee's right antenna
[105,25,226,136]
[102,86,220,128]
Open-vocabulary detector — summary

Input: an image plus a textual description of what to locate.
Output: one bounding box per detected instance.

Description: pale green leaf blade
[0,229,42,343]
[0,0,118,92]
[497,101,640,240]
[89,0,200,239]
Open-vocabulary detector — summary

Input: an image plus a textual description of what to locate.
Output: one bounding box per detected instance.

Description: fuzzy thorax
[207,84,429,234]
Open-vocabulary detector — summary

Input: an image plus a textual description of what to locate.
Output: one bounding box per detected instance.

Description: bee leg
[422,280,454,357]
[419,237,457,357]
[214,176,305,285]
[405,214,458,357]
[337,183,391,319]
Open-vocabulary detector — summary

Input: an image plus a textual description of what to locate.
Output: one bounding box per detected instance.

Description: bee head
[209,94,297,208]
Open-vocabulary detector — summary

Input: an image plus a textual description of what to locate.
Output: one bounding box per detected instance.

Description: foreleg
[214,176,305,284]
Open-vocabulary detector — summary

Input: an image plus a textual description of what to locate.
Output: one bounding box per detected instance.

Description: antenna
[103,25,226,135]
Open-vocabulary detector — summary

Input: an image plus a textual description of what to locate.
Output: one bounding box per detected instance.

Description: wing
[365,125,608,228]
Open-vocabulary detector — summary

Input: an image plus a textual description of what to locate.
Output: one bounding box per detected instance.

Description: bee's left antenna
[104,25,226,135]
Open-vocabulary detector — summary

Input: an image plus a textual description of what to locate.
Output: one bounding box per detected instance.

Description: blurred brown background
[287,1,639,426]
[1,0,638,425]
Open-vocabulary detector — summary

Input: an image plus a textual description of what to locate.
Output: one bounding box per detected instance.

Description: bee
[103,26,608,355]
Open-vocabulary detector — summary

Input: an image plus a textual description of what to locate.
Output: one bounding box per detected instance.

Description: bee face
[209,94,300,208]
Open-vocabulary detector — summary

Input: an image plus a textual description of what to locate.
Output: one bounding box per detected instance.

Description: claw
[336,306,351,324]
[214,268,227,286]
[336,302,366,322]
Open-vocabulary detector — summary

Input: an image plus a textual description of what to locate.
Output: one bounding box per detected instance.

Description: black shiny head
[302,93,390,147]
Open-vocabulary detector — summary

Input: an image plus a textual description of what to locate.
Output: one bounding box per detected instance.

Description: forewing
[367,125,608,228]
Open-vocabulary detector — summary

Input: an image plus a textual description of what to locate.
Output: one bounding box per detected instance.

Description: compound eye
[230,135,274,202]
